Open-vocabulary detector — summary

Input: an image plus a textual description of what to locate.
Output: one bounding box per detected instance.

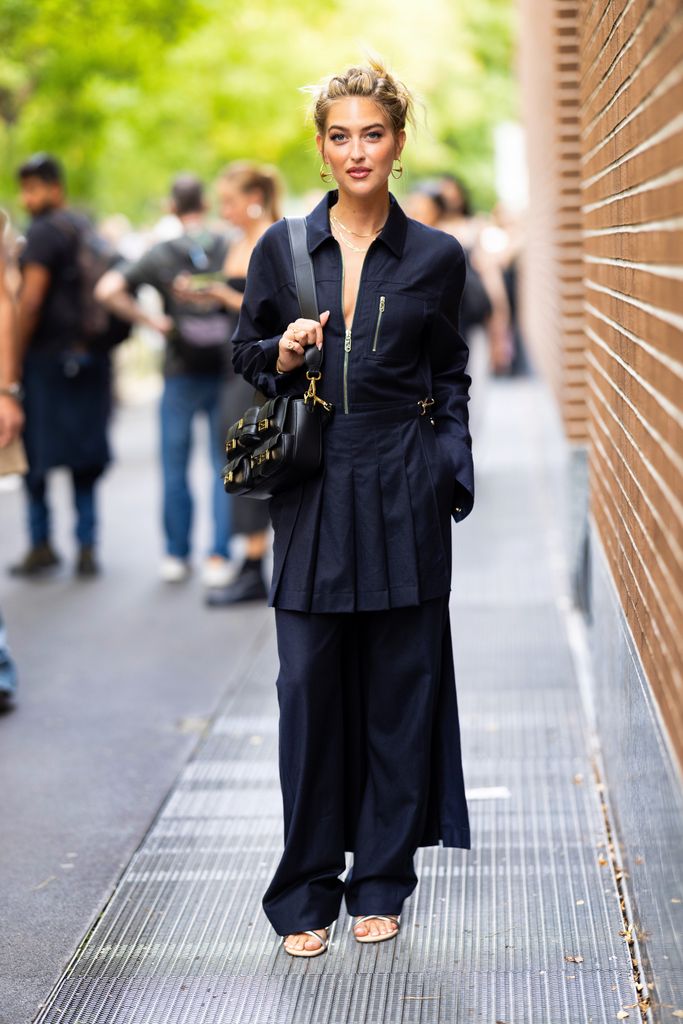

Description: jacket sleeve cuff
[252,337,307,398]
[436,433,475,523]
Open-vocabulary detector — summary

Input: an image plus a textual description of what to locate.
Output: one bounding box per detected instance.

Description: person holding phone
[96,175,234,586]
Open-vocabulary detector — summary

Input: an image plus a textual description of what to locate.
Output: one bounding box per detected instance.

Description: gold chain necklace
[330,222,374,254]
[330,212,385,238]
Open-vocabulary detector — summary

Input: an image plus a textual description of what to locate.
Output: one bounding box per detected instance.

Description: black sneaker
[205,561,267,606]
[76,546,100,578]
[9,543,61,577]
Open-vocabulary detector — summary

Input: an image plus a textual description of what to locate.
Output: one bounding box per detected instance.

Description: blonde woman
[231,58,474,957]
[202,162,284,604]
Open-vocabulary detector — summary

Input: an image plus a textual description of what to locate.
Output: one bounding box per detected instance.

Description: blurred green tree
[0,0,202,210]
[0,0,517,222]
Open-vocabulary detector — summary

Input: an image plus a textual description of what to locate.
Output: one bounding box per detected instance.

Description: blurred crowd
[0,153,528,708]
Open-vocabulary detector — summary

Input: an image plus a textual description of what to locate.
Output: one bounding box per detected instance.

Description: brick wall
[519,0,683,766]
[518,0,586,441]
[579,0,683,762]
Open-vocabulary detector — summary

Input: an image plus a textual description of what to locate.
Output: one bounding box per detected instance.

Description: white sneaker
[160,556,191,583]
[201,556,236,588]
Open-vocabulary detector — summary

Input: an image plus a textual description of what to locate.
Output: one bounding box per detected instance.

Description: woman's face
[316,96,405,197]
[216,179,261,229]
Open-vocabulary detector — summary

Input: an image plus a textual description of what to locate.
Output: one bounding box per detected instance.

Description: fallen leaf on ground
[29,875,57,892]
[564,954,584,963]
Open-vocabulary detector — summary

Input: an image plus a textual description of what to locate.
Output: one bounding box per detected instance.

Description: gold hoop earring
[319,162,334,184]
[391,158,404,179]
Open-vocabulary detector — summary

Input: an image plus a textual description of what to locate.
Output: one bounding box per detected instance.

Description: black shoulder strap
[285,216,322,373]
[285,216,318,319]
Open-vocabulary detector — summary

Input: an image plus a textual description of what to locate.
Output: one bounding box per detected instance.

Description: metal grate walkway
[33,379,640,1023]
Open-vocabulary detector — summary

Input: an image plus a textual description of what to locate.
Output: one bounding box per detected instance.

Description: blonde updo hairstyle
[219,160,283,222]
[303,56,417,144]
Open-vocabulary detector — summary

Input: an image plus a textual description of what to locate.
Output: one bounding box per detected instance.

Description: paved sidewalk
[13,377,641,1023]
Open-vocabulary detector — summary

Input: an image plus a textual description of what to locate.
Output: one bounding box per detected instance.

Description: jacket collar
[306,188,407,258]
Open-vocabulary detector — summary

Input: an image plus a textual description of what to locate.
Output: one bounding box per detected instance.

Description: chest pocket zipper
[371,295,386,352]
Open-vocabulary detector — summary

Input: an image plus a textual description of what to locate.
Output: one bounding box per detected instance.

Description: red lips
[348,168,371,177]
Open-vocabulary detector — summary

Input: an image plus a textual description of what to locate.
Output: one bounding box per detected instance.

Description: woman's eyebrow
[327,123,385,132]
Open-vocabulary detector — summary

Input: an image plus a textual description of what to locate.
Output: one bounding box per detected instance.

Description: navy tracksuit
[231,189,474,935]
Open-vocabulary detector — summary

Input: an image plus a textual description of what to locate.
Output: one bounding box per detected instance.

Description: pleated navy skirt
[268,402,456,614]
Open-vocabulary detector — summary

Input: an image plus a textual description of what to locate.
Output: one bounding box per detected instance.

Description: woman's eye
[366,131,383,140]
[331,133,346,143]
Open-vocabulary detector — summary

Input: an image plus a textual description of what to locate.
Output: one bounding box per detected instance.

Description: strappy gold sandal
[353,914,400,944]
[282,926,330,958]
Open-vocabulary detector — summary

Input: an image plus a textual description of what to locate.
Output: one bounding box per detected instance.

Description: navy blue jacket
[231,188,474,523]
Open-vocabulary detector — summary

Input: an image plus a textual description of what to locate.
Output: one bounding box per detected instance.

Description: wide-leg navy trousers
[262,594,450,936]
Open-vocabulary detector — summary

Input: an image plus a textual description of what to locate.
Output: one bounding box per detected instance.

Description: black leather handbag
[222,217,334,500]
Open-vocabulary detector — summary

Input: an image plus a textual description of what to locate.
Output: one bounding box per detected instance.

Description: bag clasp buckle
[304,371,334,413]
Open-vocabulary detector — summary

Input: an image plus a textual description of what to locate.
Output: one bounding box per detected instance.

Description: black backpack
[52,211,132,353]
[166,232,231,344]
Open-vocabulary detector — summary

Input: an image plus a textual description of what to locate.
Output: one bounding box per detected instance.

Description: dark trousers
[26,468,99,548]
[262,595,448,936]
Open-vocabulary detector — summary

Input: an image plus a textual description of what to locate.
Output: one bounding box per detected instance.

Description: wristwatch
[0,382,23,403]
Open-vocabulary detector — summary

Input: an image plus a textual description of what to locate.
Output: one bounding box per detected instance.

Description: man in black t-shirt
[96,175,234,587]
[10,154,112,579]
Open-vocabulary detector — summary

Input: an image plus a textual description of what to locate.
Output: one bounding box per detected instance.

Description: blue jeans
[160,374,231,559]
[26,468,98,547]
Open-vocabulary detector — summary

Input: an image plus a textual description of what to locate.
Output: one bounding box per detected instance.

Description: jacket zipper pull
[372,295,386,352]
[343,328,352,414]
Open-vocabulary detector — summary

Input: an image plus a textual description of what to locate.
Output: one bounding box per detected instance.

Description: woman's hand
[277,310,330,372]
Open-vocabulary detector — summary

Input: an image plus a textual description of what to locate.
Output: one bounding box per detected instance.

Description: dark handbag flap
[224,405,261,453]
